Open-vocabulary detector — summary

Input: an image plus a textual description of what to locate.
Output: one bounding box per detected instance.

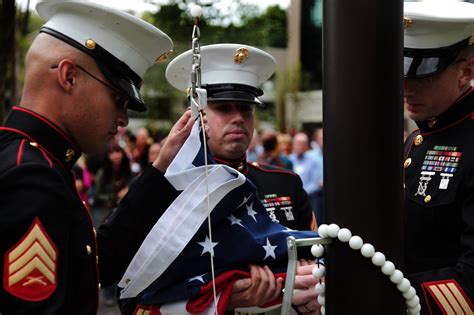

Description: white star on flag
[197,235,219,257]
[237,194,253,209]
[262,237,277,260]
[227,214,244,227]
[246,202,258,222]
[187,274,206,283]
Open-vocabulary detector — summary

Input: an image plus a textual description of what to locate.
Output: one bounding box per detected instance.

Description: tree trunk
[0,0,17,123]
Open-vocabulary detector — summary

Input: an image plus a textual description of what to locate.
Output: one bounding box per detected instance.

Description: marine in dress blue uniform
[125,44,316,315]
[0,1,174,313]
[403,2,474,314]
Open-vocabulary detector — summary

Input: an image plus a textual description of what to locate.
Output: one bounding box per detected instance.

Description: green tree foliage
[4,1,287,125]
[139,1,287,123]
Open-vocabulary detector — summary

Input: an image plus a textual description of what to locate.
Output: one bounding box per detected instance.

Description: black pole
[323,0,405,313]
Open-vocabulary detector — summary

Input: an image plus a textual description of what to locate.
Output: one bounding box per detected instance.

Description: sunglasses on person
[50,64,130,109]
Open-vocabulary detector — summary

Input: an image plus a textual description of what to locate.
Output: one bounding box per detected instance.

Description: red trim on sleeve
[40,147,54,168]
[0,127,60,169]
[16,139,26,166]
[421,279,474,314]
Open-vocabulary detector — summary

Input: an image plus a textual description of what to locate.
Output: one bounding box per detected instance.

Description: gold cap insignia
[414,134,423,146]
[65,148,75,162]
[403,17,412,29]
[156,50,173,63]
[427,117,437,128]
[85,39,96,50]
[234,47,250,64]
[469,36,474,46]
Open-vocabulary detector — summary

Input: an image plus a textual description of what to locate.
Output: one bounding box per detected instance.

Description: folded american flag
[118,122,317,314]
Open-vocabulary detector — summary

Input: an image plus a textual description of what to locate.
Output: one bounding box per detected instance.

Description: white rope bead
[315,282,326,295]
[314,223,421,314]
[190,5,203,17]
[327,224,340,238]
[397,278,411,293]
[312,264,325,279]
[406,295,420,308]
[337,228,352,242]
[403,287,417,300]
[349,235,364,250]
[317,295,326,306]
[318,224,329,238]
[381,260,396,276]
[360,243,375,258]
[311,244,325,257]
[371,252,386,266]
[389,269,404,284]
[408,304,421,314]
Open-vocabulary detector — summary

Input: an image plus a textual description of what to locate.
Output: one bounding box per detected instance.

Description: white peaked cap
[35,0,174,111]
[166,44,276,91]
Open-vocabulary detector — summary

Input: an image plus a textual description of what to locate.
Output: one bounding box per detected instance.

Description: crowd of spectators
[73,125,324,307]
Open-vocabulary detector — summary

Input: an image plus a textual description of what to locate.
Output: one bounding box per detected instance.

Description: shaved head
[23,33,94,98]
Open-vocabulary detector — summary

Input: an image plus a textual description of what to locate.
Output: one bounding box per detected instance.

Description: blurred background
[2,0,472,313]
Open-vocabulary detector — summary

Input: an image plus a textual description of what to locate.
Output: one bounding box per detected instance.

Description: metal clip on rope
[190,7,207,119]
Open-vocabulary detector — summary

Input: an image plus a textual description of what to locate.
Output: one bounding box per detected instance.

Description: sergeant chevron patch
[133,306,151,315]
[3,217,58,301]
[422,280,474,314]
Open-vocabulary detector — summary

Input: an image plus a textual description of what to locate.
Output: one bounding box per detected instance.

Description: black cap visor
[97,64,146,112]
[40,27,146,112]
[204,84,265,106]
[404,37,471,78]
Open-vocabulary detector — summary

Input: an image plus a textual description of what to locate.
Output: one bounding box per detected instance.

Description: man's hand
[152,110,195,172]
[227,265,284,309]
[293,260,321,314]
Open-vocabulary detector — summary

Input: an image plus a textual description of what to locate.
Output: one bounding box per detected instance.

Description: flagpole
[323,0,405,313]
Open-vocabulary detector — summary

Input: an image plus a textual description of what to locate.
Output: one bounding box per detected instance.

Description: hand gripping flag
[118,121,317,314]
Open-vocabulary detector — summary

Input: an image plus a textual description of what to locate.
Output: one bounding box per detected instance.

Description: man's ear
[56,59,77,93]
[458,58,474,87]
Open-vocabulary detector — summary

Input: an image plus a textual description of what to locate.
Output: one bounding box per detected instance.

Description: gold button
[98,283,101,289]
[85,39,96,50]
[424,195,432,203]
[403,17,412,28]
[86,245,92,255]
[414,135,423,146]
[238,162,245,171]
[29,142,38,147]
[96,255,99,264]
[252,162,259,167]
[65,148,75,162]
[404,158,412,169]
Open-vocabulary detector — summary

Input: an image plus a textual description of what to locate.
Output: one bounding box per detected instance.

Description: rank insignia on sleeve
[422,280,474,314]
[3,217,58,301]
[134,305,151,315]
